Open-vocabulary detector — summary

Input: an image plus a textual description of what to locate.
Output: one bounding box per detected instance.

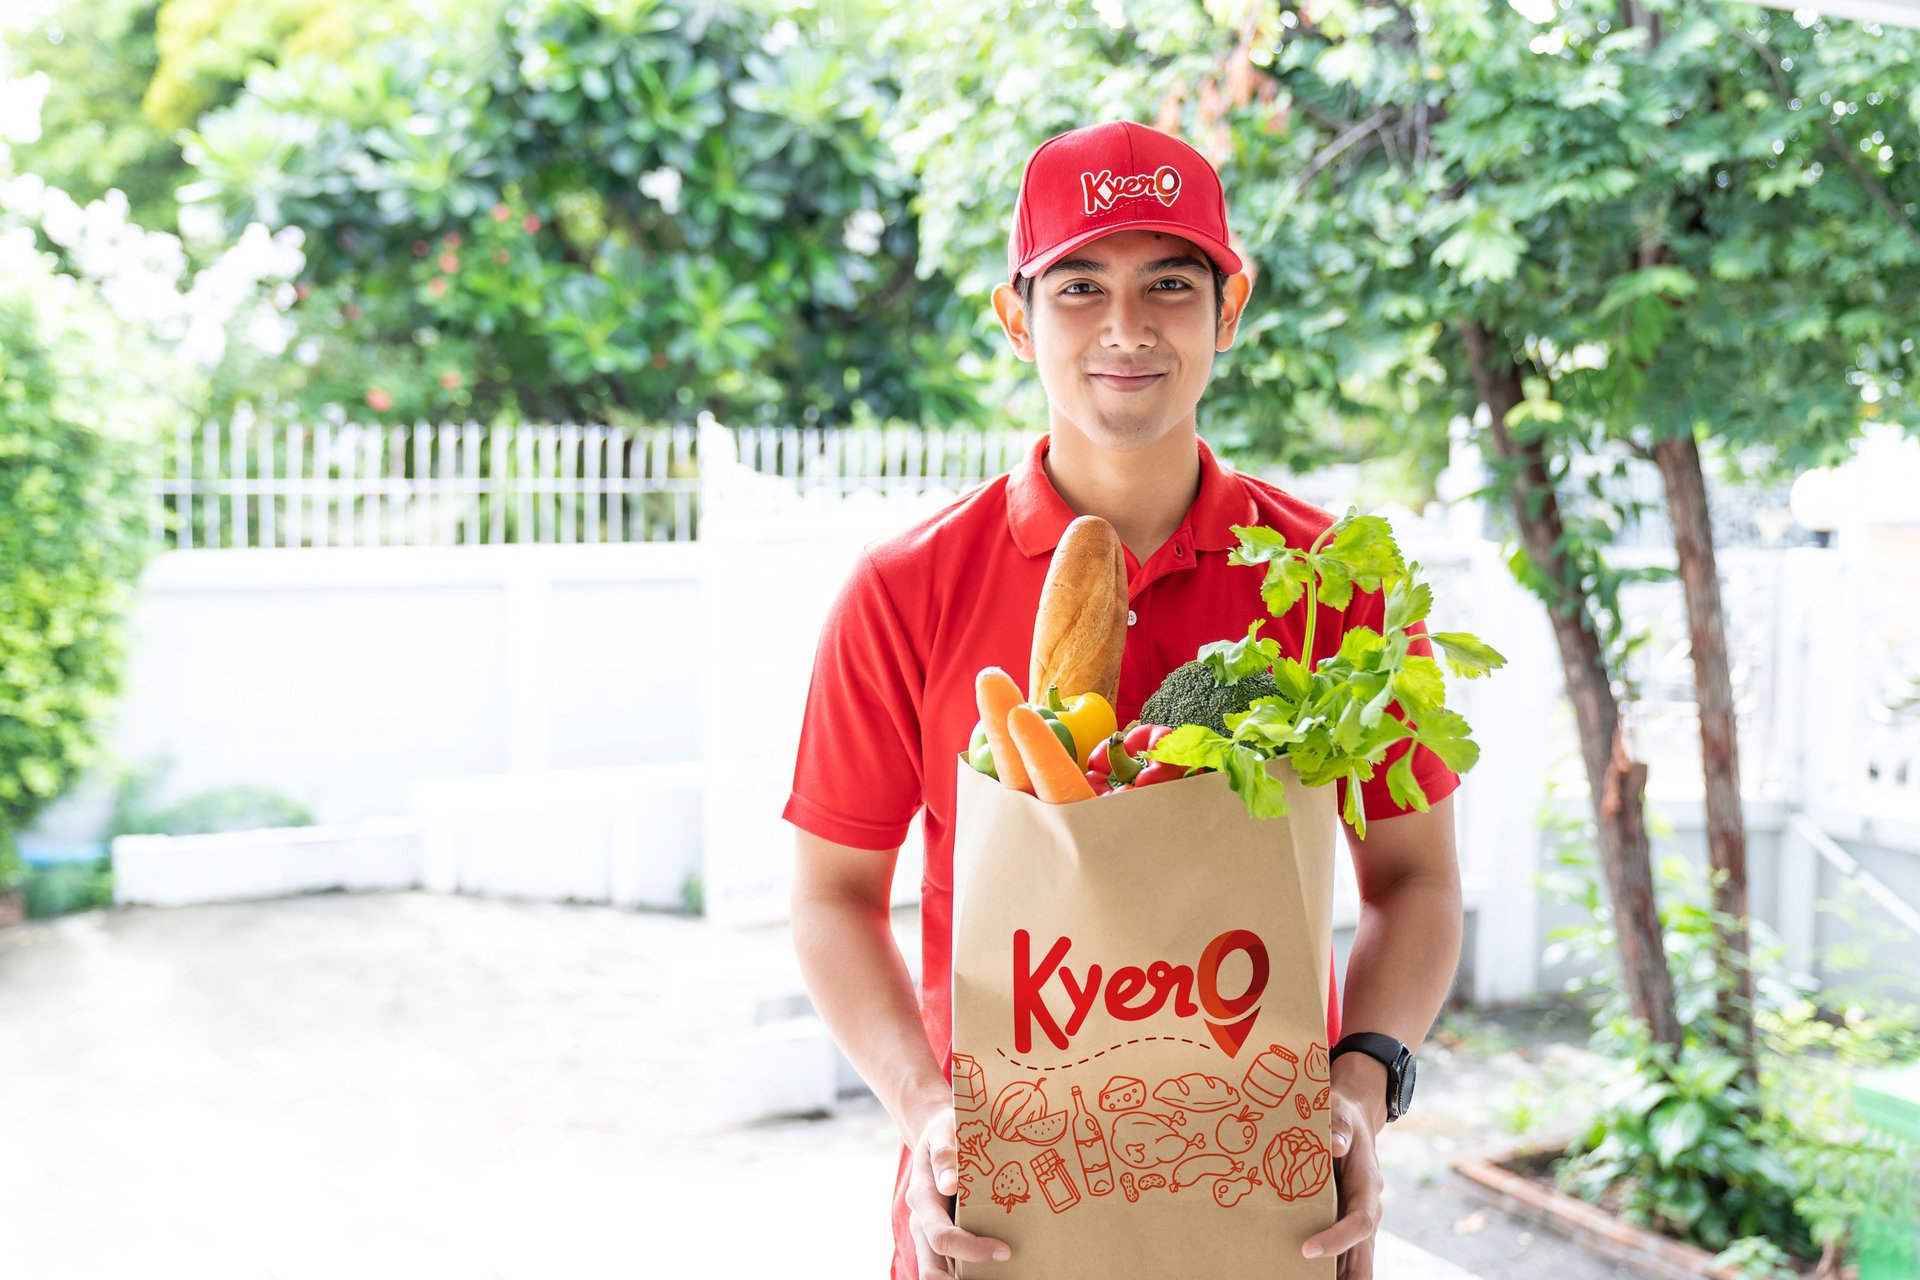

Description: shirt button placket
[1127,609,1138,627]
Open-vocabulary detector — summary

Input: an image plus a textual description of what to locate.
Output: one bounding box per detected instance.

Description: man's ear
[1215,270,1253,352]
[992,282,1036,362]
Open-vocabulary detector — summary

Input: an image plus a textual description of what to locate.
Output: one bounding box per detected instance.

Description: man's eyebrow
[1040,255,1210,279]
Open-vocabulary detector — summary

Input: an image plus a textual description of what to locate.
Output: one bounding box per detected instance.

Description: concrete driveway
[1,892,1633,1279]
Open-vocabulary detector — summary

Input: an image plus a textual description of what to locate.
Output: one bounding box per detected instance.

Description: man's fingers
[1302,1200,1382,1262]
[907,1157,1012,1268]
[919,1111,962,1197]
[1302,1168,1383,1259]
[929,1140,961,1196]
[908,1200,1012,1267]
[917,1215,1012,1264]
[916,1236,953,1279]
[1303,1120,1380,1261]
[1336,1235,1375,1280]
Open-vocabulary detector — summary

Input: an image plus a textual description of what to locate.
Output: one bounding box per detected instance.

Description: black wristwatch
[1330,1032,1417,1123]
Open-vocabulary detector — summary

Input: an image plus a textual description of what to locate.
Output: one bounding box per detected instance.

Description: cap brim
[1014,219,1242,282]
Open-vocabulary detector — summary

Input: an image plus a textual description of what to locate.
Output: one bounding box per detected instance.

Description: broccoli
[1139,659,1280,736]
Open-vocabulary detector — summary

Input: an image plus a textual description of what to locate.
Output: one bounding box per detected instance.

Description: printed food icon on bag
[1098,1075,1146,1112]
[1303,1042,1330,1082]
[1242,1043,1300,1109]
[958,1120,995,1177]
[1312,1086,1331,1112]
[1110,1110,1205,1168]
[992,1077,1065,1144]
[1211,1166,1263,1209]
[1152,1073,1240,1113]
[952,1052,988,1112]
[1263,1126,1332,1202]
[1214,1105,1263,1155]
[1069,1085,1114,1196]
[1169,1152,1242,1193]
[992,1160,1032,1214]
[1032,1148,1082,1214]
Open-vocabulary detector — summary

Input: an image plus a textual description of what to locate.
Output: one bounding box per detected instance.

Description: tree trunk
[1463,320,1682,1050]
[1651,426,1757,1077]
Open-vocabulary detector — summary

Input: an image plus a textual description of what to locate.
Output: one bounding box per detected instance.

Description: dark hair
[1016,265,1231,334]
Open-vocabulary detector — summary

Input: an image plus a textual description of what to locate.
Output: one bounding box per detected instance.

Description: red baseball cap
[1007,120,1242,284]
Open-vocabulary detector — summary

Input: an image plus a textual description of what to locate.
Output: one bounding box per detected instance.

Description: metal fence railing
[151,419,1030,549]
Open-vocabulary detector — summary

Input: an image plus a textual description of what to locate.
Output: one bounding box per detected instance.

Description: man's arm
[790,830,1011,1275]
[1300,792,1461,1273]
[1333,792,1463,1131]
[790,831,946,1144]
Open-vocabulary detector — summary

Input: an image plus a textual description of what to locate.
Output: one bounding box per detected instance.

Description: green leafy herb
[1147,509,1507,836]
[1198,620,1282,685]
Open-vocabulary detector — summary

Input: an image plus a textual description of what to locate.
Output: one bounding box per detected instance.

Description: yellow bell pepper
[1042,685,1119,770]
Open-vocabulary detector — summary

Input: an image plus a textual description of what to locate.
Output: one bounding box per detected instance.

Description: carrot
[976,667,1034,795]
[1007,704,1097,804]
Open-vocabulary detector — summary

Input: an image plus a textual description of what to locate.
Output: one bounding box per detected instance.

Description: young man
[784,121,1463,1280]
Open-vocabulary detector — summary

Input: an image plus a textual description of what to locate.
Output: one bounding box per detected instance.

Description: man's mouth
[1090,371,1166,392]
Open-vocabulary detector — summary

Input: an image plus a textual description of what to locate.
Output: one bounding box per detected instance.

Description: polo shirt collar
[1006,432,1258,558]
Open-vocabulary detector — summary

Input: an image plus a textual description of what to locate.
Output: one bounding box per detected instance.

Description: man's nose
[1101,292,1157,349]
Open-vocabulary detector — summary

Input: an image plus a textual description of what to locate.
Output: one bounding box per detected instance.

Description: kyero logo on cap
[1008,120,1241,284]
[1080,164,1182,215]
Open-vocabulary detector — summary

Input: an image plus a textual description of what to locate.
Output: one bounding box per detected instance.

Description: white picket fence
[152,415,1032,550]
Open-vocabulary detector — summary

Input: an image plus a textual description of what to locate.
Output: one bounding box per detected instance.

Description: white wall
[28,543,703,837]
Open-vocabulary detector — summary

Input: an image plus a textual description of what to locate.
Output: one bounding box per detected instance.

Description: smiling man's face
[993,228,1251,454]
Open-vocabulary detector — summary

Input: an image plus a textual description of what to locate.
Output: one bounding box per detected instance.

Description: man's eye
[1061,282,1097,295]
[1154,278,1193,290]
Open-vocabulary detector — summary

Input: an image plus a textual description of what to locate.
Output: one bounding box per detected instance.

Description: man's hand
[1299,1084,1384,1279]
[908,1107,1011,1278]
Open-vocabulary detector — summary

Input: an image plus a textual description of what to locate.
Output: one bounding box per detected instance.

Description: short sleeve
[781,550,926,852]
[1332,585,1463,828]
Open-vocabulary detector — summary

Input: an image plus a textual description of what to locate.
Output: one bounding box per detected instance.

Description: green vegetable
[1139,654,1280,738]
[968,723,999,780]
[968,713,1074,780]
[1146,510,1508,837]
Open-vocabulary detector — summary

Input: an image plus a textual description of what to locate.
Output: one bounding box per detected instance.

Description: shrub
[0,230,173,890]
[1541,798,1920,1271]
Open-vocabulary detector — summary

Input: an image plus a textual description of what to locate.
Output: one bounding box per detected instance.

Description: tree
[174,0,986,429]
[2,0,183,234]
[1167,0,1920,1082]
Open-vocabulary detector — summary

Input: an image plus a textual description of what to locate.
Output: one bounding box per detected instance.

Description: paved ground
[1,892,1639,1279]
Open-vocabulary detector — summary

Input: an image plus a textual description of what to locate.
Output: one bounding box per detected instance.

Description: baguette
[1029,515,1128,708]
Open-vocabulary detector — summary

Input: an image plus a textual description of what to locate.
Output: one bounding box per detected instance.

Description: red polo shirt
[783,432,1460,1280]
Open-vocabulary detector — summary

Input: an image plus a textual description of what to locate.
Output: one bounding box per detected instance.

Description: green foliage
[1542,828,1920,1262]
[22,856,115,919]
[1212,0,1920,604]
[175,0,981,429]
[106,758,316,838]
[0,234,168,893]
[147,0,417,132]
[1,0,185,234]
[1562,1028,1810,1256]
[1147,508,1505,833]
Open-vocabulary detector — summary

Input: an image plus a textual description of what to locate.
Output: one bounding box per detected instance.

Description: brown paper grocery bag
[951,753,1338,1279]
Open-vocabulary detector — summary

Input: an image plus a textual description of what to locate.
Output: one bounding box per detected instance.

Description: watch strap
[1329,1032,1404,1066]
[1330,1032,1413,1121]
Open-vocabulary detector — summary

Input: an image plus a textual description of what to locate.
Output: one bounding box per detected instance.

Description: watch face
[1396,1054,1418,1114]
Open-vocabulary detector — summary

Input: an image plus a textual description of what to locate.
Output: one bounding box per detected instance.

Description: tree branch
[1725,23,1920,247]
[1294,109,1395,191]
